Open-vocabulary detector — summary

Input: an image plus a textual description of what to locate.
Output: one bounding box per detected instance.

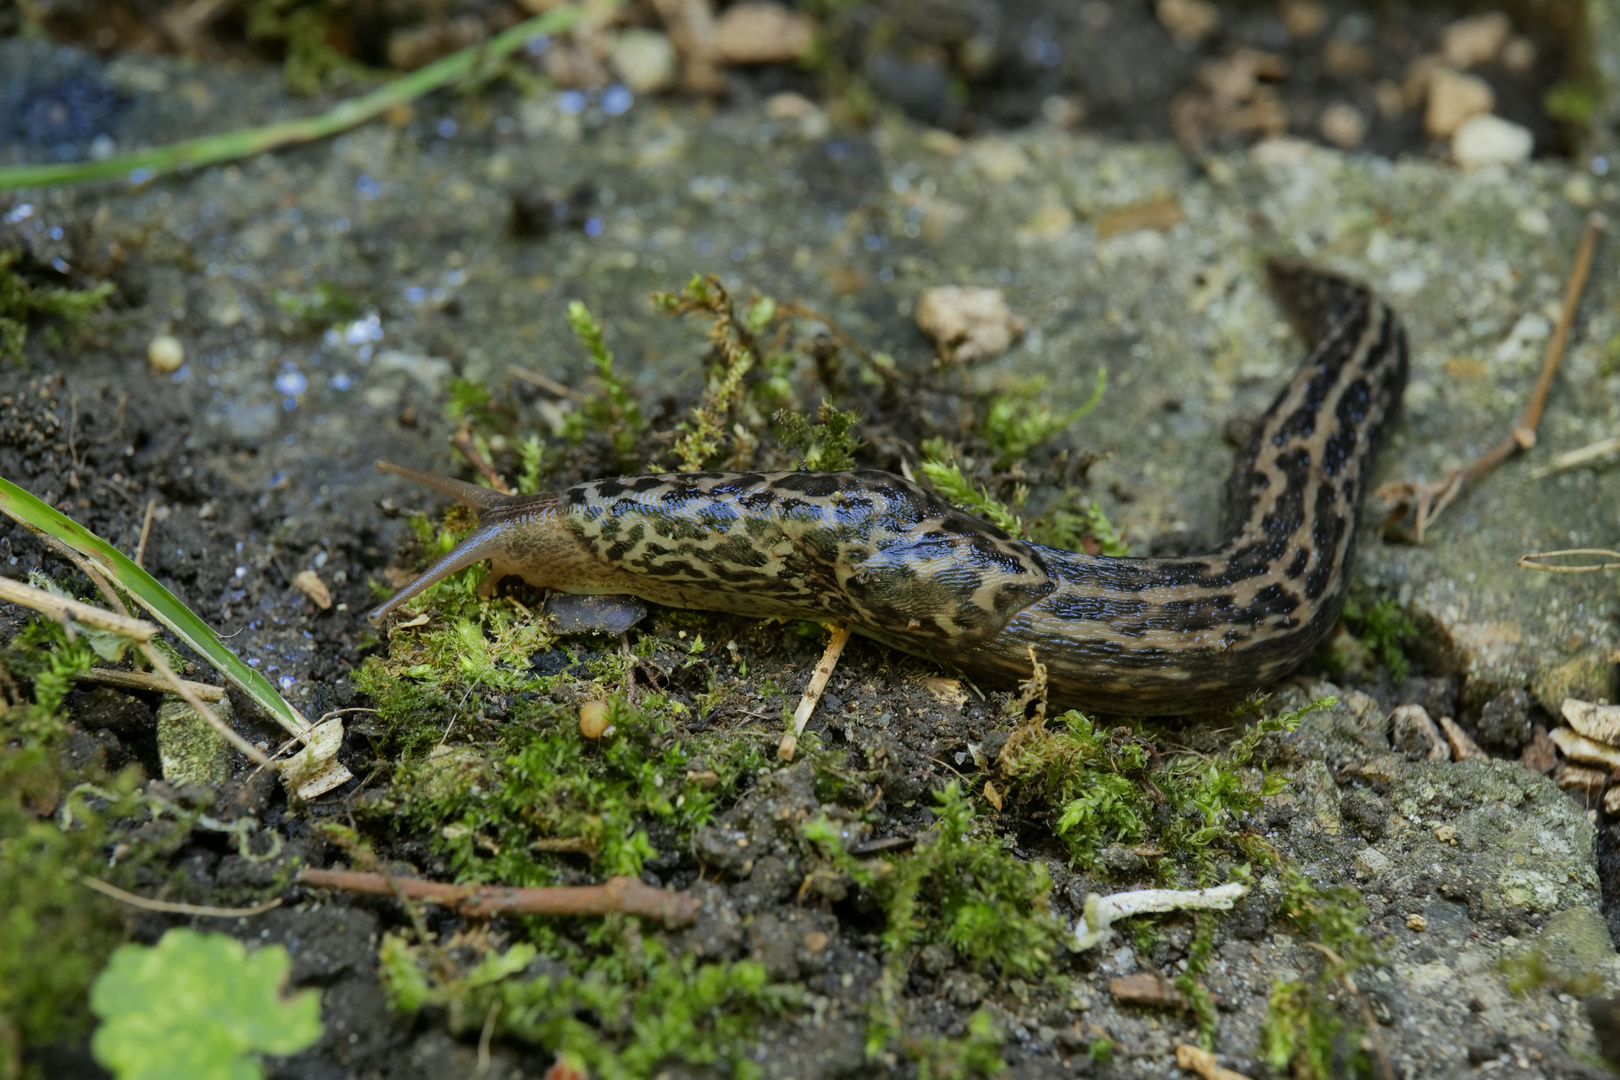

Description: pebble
[1439,12,1511,68]
[1452,113,1533,169]
[1155,0,1219,45]
[1390,704,1449,761]
[291,569,333,610]
[914,286,1027,366]
[1501,36,1537,75]
[610,28,679,94]
[1318,103,1367,149]
[1424,69,1494,137]
[147,333,184,373]
[713,2,815,65]
[579,700,612,739]
[1279,0,1327,39]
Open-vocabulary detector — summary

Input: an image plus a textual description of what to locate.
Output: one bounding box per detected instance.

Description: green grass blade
[0,476,310,738]
[0,3,591,192]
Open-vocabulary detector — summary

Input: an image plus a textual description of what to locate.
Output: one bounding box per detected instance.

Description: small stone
[1322,39,1375,78]
[1040,94,1085,129]
[1424,69,1495,137]
[157,695,234,787]
[1521,724,1557,773]
[610,29,679,95]
[1554,760,1607,800]
[1318,103,1367,149]
[1097,197,1185,237]
[1390,704,1448,761]
[802,930,830,954]
[765,91,819,120]
[1501,36,1537,75]
[967,138,1031,182]
[1605,785,1620,818]
[147,334,184,373]
[1550,726,1620,770]
[713,2,815,65]
[1453,114,1533,170]
[291,569,333,610]
[1434,824,1458,844]
[1562,698,1620,747]
[1374,80,1405,118]
[1439,12,1511,69]
[1437,715,1484,760]
[915,286,1027,366]
[1407,913,1428,931]
[579,699,612,739]
[1477,689,1531,751]
[1155,0,1219,45]
[1109,972,1190,1009]
[1353,847,1392,878]
[1279,0,1327,39]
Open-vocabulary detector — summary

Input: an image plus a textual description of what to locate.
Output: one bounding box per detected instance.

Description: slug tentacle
[369,261,1406,714]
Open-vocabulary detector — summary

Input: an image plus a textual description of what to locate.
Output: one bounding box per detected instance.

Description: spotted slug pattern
[371,260,1408,714]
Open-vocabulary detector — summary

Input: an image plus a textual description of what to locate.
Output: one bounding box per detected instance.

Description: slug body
[371,261,1407,714]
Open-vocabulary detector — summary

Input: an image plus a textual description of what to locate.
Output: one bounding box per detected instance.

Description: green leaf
[90,928,322,1080]
[0,476,309,739]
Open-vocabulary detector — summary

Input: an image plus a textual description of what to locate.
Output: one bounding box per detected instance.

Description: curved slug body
[371,261,1407,714]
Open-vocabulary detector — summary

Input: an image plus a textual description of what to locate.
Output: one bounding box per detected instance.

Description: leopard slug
[370,260,1407,714]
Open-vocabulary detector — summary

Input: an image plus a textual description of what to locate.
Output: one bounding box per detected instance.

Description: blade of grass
[0,475,310,740]
[0,2,594,192]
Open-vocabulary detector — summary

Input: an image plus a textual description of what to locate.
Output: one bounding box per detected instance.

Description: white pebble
[147,334,184,373]
[1453,113,1533,170]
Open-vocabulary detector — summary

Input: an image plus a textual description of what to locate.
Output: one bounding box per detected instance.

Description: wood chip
[920,675,966,707]
[1436,715,1484,760]
[1553,760,1607,800]
[1562,698,1620,747]
[1521,724,1557,773]
[291,569,333,610]
[1550,726,1620,770]
[1176,1043,1253,1080]
[1097,198,1185,238]
[1604,784,1620,818]
[983,780,1003,811]
[1108,972,1189,1009]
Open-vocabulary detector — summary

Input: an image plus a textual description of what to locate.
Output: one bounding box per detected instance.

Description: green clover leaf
[90,928,322,1080]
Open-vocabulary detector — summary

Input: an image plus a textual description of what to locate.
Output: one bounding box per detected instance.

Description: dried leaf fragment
[291,569,332,610]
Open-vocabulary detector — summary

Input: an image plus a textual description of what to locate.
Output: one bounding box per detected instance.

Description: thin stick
[450,428,513,494]
[79,666,226,701]
[134,498,157,568]
[1518,548,1620,573]
[0,577,159,641]
[0,4,591,191]
[295,869,703,926]
[509,365,588,402]
[80,874,283,917]
[1377,213,1606,542]
[1307,942,1395,1080]
[778,624,851,761]
[1528,434,1620,479]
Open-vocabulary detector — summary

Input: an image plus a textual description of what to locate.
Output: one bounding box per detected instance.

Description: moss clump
[997,697,1330,880]
[1260,867,1383,1079]
[1337,597,1418,683]
[0,248,114,364]
[380,922,791,1080]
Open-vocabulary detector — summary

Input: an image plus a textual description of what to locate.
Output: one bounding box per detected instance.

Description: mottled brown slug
[370,260,1407,714]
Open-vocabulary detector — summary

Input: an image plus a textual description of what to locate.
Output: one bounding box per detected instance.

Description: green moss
[1339,598,1417,683]
[983,367,1106,468]
[917,440,1024,534]
[774,401,863,471]
[270,281,361,332]
[380,923,791,1080]
[565,300,646,469]
[0,249,114,364]
[998,697,1329,879]
[1259,867,1382,1079]
[242,0,366,94]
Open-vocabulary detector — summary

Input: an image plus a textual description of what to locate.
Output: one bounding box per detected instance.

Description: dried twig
[1377,213,1606,543]
[778,624,851,761]
[1528,434,1620,479]
[508,364,587,403]
[134,498,157,568]
[78,666,226,701]
[1518,548,1620,573]
[0,577,158,641]
[450,427,513,495]
[295,869,703,926]
[80,874,283,917]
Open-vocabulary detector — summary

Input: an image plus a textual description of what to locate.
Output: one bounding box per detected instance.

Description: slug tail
[1263,257,1366,348]
[374,459,522,513]
[366,523,508,627]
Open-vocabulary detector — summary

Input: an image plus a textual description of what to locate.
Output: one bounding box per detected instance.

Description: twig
[0,5,591,191]
[1377,213,1606,542]
[1307,942,1394,1080]
[1518,548,1620,573]
[1528,434,1620,479]
[508,364,587,402]
[778,624,851,761]
[134,498,157,568]
[450,427,513,495]
[1175,1044,1252,1080]
[0,577,159,641]
[295,869,703,926]
[79,666,226,701]
[80,874,283,917]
